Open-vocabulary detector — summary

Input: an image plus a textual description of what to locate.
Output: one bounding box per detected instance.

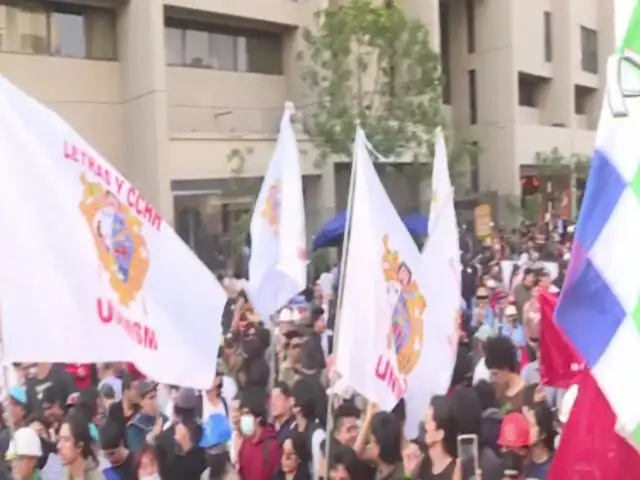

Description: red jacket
[238,425,281,480]
[65,363,93,390]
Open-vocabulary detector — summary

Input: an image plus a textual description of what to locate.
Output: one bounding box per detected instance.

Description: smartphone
[457,434,479,480]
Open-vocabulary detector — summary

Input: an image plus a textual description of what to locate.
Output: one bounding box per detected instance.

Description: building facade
[0,0,613,270]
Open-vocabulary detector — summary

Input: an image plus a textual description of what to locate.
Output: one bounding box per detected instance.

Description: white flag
[335,128,427,418]
[411,128,461,430]
[248,102,307,320]
[0,77,226,390]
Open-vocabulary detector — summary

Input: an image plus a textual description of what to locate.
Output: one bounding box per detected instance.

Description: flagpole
[323,125,359,477]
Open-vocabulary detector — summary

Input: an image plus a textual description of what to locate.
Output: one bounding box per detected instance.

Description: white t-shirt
[473,357,490,385]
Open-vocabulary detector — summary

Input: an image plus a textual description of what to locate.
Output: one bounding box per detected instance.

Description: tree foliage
[297,0,446,170]
[534,147,591,178]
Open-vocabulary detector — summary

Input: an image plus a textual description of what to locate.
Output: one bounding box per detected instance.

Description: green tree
[297,0,475,198]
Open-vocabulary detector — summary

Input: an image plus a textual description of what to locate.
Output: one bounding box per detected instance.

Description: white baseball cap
[6,427,42,460]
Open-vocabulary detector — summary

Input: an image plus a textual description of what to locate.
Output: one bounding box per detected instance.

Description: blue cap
[9,386,26,405]
[199,414,232,449]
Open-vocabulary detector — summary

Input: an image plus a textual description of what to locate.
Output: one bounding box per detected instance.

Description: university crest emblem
[79,174,149,307]
[262,181,280,235]
[381,235,426,375]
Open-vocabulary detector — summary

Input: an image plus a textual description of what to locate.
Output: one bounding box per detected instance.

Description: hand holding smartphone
[457,434,479,480]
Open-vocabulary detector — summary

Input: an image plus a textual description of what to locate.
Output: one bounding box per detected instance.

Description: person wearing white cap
[5,426,42,479]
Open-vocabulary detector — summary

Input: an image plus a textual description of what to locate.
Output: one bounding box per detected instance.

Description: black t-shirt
[420,458,456,480]
[112,453,136,480]
[26,364,77,414]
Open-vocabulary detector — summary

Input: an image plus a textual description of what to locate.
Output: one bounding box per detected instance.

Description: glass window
[0,1,115,59]
[468,69,477,124]
[210,32,236,70]
[544,11,552,62]
[49,11,85,58]
[185,29,210,67]
[0,2,48,54]
[580,26,598,74]
[164,18,283,75]
[84,7,116,60]
[165,27,184,65]
[246,34,282,74]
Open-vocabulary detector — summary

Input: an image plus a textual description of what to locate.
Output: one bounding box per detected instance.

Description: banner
[0,77,226,389]
[248,102,307,319]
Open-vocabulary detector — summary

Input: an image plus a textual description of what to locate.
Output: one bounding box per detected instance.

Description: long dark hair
[62,411,96,462]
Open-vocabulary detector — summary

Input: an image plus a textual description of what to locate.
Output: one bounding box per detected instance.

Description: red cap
[498,412,531,448]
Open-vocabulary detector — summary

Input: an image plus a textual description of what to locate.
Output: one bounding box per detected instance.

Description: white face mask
[239,414,255,437]
[139,475,161,480]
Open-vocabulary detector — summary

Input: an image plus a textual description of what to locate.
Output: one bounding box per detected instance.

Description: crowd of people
[0,220,576,480]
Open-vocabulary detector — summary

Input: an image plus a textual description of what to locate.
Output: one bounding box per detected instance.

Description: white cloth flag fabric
[336,128,432,437]
[0,77,226,390]
[417,129,462,417]
[248,102,307,320]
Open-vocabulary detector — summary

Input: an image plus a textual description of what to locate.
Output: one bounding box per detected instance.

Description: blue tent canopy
[312,210,428,250]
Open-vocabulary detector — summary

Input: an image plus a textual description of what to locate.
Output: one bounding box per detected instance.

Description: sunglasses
[476,295,489,301]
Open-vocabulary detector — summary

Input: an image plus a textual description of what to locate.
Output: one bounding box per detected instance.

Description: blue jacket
[125,412,168,454]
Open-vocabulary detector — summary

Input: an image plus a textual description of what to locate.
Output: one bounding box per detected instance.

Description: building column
[117,0,172,223]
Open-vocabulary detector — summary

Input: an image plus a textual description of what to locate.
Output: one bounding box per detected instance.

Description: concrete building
[0,0,614,270]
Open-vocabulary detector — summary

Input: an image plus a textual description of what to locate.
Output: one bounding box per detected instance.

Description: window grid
[0,0,116,60]
[165,20,283,75]
[544,11,552,62]
[580,26,598,74]
[468,69,477,124]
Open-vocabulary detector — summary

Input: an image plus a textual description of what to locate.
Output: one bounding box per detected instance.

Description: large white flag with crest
[0,77,226,389]
[335,128,432,437]
[248,102,307,320]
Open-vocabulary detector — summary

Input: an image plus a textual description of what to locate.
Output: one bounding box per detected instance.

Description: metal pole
[322,127,359,478]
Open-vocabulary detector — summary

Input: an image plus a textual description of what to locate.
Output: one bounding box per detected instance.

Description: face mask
[139,475,161,480]
[239,414,255,437]
[502,450,526,479]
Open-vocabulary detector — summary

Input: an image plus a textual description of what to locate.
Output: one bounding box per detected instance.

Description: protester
[368,411,405,479]
[57,412,102,479]
[273,431,312,480]
[271,382,295,444]
[5,427,43,480]
[523,401,556,479]
[25,364,76,416]
[107,371,139,438]
[199,413,236,480]
[155,388,206,480]
[100,420,135,480]
[237,388,280,480]
[135,445,162,480]
[125,381,165,455]
[484,336,526,413]
[497,412,531,480]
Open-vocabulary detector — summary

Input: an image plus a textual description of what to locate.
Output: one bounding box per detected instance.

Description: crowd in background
[0,218,575,480]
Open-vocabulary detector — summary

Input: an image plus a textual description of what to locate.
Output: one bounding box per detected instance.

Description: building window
[165,19,283,75]
[468,69,477,124]
[470,141,479,192]
[0,1,116,59]
[581,26,598,74]
[544,11,552,62]
[466,0,475,53]
[440,0,450,104]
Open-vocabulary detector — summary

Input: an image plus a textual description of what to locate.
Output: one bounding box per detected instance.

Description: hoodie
[237,425,281,480]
